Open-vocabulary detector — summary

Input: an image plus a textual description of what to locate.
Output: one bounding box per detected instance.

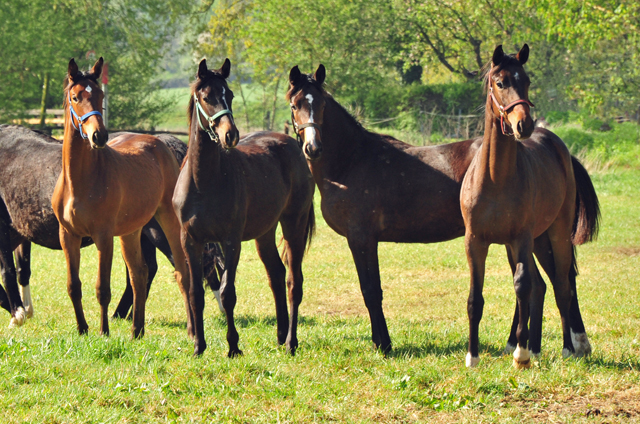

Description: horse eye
[496,81,504,89]
[291,105,297,111]
[72,95,78,102]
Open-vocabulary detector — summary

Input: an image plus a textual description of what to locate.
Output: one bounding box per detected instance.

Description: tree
[0,0,196,128]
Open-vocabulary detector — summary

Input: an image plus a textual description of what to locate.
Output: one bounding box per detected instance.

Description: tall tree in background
[0,0,195,128]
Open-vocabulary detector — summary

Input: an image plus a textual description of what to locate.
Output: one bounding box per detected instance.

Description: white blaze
[304,94,316,142]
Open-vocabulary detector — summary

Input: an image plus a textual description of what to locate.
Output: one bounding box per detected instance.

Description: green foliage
[0,0,195,129]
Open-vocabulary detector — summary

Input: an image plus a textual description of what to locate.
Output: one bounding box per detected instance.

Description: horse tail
[571,156,600,245]
[280,202,316,265]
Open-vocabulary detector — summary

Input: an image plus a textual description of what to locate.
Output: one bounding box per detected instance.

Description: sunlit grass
[1,169,639,422]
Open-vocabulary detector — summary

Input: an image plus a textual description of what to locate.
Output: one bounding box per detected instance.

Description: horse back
[233,132,313,240]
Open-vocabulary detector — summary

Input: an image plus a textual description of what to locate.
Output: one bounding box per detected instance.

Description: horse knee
[96,286,111,307]
[513,263,531,299]
[67,279,82,301]
[467,294,484,321]
[361,287,383,310]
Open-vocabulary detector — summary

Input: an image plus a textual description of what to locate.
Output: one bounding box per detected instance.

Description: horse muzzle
[89,129,109,149]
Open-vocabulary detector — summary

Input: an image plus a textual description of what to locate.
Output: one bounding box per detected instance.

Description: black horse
[0,125,223,325]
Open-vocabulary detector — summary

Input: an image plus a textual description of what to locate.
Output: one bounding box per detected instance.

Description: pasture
[1,163,639,423]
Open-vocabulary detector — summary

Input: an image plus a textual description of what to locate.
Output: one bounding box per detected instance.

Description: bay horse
[0,126,223,325]
[287,64,598,358]
[173,58,315,356]
[52,58,191,338]
[461,44,599,368]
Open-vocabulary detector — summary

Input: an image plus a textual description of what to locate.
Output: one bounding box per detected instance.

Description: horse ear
[314,64,326,85]
[197,59,208,80]
[219,58,231,79]
[91,57,104,79]
[516,44,529,66]
[68,58,79,81]
[492,45,505,67]
[289,65,301,85]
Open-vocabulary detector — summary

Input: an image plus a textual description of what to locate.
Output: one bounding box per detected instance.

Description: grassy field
[3,114,640,422]
[1,163,640,423]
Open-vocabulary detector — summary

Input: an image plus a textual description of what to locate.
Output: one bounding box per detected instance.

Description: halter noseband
[194,93,234,143]
[291,108,322,147]
[488,69,535,136]
[67,92,103,140]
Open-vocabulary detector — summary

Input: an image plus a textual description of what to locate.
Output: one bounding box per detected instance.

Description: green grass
[2,166,640,422]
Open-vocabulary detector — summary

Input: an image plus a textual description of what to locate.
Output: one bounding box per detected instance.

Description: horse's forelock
[481,54,523,94]
[285,74,323,101]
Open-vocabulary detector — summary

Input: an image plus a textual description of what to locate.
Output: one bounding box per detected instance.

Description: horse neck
[187,125,225,187]
[61,116,96,189]
[313,96,365,178]
[474,95,519,186]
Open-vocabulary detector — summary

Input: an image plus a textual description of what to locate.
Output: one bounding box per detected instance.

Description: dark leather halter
[291,109,322,146]
[488,69,535,136]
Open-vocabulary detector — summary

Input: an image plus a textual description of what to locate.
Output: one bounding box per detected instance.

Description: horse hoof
[286,341,298,356]
[513,357,531,369]
[8,307,26,328]
[562,348,574,358]
[228,348,243,358]
[25,305,33,319]
[213,290,225,314]
[503,342,516,355]
[571,331,592,357]
[466,352,480,368]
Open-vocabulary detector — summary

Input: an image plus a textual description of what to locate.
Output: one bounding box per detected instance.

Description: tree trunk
[270,75,282,132]
[39,72,50,129]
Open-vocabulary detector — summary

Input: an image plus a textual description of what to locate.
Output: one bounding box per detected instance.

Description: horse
[173,58,315,356]
[286,64,598,359]
[460,44,599,368]
[51,58,191,338]
[0,125,223,326]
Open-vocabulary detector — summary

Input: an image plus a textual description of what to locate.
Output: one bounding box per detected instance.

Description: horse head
[487,44,535,140]
[287,64,325,161]
[65,58,108,149]
[191,58,239,149]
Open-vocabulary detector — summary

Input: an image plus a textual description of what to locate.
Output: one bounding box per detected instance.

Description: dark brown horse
[460,44,599,368]
[0,125,223,325]
[173,58,315,356]
[287,64,598,358]
[52,58,191,338]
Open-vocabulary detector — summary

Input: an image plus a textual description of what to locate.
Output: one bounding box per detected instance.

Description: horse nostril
[517,121,524,134]
[92,132,99,145]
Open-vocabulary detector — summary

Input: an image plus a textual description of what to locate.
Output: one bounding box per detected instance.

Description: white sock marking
[466,352,480,367]
[19,285,33,318]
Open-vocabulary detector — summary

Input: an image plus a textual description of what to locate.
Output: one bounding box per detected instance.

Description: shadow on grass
[207,314,319,329]
[387,339,508,359]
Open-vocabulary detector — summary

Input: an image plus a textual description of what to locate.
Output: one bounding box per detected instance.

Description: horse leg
[119,230,148,338]
[280,216,308,356]
[155,204,194,346]
[464,234,488,367]
[93,234,114,336]
[220,240,242,357]
[60,227,88,334]
[15,241,33,318]
[0,219,25,327]
[505,248,546,357]
[254,226,288,347]
[534,231,587,357]
[181,232,204,352]
[507,236,535,369]
[347,234,391,353]
[113,234,157,320]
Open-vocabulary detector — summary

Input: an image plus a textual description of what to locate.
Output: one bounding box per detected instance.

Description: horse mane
[286,72,372,139]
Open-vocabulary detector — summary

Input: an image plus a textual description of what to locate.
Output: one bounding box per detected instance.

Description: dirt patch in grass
[613,246,640,257]
[515,387,640,423]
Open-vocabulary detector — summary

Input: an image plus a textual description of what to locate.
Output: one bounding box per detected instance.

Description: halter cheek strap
[68,93,103,139]
[194,93,233,143]
[488,71,535,136]
[291,109,322,147]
